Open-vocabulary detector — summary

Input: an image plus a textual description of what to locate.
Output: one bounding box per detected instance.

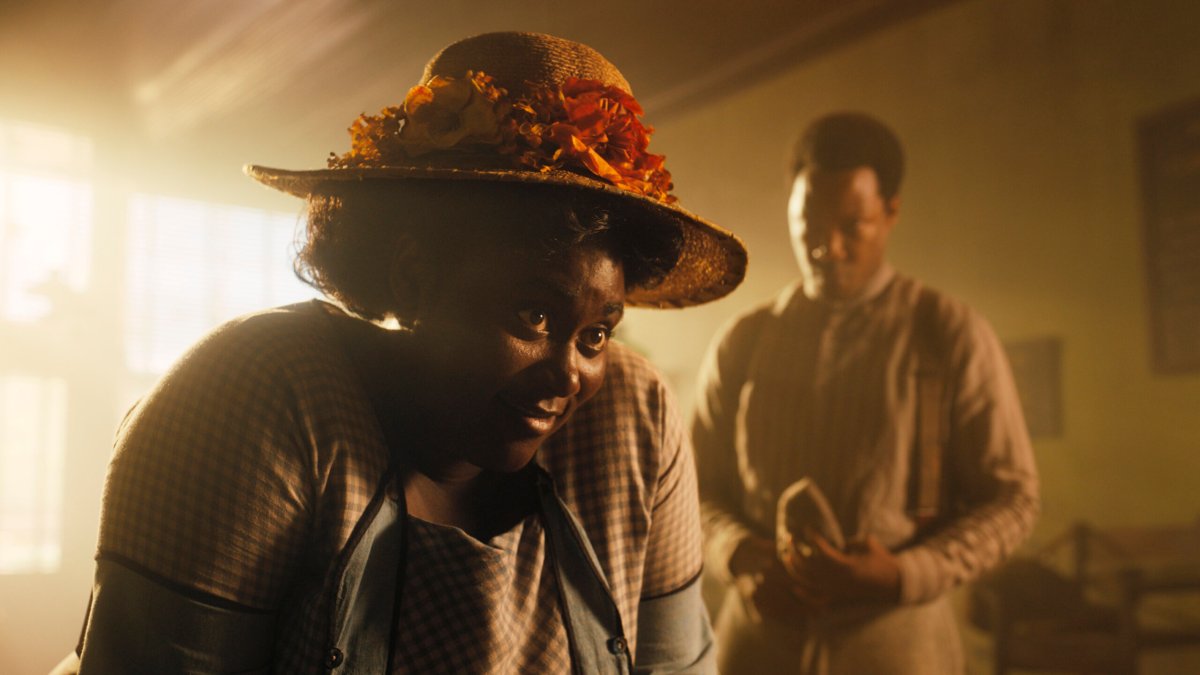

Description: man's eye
[516,309,550,331]
[578,326,611,354]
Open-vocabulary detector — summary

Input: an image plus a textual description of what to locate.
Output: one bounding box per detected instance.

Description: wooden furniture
[970,520,1200,674]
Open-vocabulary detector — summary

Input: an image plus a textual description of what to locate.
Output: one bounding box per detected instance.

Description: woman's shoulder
[116,299,371,470]
[175,300,333,370]
[590,341,680,426]
[103,300,391,603]
[135,300,366,409]
[545,340,681,474]
[601,340,666,390]
[116,300,353,450]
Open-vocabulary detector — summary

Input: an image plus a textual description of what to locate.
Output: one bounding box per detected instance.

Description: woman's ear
[387,235,428,328]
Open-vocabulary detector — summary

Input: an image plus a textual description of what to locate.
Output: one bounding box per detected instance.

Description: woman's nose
[543,341,581,397]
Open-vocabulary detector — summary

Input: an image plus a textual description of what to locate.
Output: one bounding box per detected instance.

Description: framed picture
[1137,97,1200,374]
[1004,337,1062,439]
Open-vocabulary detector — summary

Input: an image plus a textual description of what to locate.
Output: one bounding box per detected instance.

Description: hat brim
[245,163,747,309]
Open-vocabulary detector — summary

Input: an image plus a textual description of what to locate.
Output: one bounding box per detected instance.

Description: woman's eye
[516,308,550,332]
[578,326,611,353]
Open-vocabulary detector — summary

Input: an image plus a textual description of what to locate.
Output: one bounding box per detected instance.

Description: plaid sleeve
[97,309,323,610]
[639,372,703,599]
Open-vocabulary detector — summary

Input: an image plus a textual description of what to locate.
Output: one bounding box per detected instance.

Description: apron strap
[328,470,406,674]
[536,466,633,675]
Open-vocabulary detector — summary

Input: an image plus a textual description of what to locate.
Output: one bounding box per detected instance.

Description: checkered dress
[95,300,701,673]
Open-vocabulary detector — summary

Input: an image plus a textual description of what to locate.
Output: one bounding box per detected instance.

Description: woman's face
[408,238,625,474]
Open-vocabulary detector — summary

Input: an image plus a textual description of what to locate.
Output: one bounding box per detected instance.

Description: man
[692,112,1039,673]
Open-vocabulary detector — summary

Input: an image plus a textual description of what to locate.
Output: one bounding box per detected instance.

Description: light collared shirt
[693,269,1039,605]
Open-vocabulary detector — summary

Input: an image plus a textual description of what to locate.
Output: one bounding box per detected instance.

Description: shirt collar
[819,262,896,313]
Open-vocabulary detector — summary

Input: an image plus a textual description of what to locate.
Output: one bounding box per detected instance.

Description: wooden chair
[969,520,1200,675]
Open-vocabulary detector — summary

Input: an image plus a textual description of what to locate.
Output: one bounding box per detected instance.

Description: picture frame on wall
[1004,336,1063,439]
[1137,96,1200,374]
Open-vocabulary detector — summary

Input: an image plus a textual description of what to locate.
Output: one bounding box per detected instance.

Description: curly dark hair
[789,112,905,202]
[295,180,682,320]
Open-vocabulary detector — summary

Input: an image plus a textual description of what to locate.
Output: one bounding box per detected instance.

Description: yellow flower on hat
[396,72,507,156]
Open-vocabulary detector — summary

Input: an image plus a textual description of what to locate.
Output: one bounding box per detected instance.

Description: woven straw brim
[245,164,747,308]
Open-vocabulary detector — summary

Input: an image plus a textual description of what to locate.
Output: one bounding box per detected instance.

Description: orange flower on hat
[560,79,670,202]
[328,72,674,204]
[509,78,675,203]
[331,105,405,168]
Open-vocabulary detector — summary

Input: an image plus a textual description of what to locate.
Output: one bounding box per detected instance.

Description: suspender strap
[321,306,408,673]
[536,467,633,675]
[909,286,951,527]
[329,471,406,674]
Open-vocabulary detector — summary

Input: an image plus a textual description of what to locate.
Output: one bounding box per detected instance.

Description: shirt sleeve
[640,370,705,598]
[690,309,770,583]
[895,309,1041,604]
[77,559,275,674]
[635,357,715,673]
[95,312,317,611]
[634,574,716,674]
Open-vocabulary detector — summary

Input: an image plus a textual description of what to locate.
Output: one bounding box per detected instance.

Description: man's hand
[782,530,902,607]
[727,536,820,623]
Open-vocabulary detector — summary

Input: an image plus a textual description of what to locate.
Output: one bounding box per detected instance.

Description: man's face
[787,167,899,301]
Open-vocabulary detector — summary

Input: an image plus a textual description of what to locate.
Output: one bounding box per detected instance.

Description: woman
[64,31,746,674]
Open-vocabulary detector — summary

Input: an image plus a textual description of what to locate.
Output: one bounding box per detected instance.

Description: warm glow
[0,121,91,576]
[0,119,313,580]
[0,375,67,574]
[0,122,93,323]
[125,194,313,374]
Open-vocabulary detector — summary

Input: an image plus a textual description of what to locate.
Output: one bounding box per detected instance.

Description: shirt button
[607,636,627,655]
[326,647,344,669]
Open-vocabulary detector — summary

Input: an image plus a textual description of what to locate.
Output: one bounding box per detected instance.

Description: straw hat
[246,31,746,308]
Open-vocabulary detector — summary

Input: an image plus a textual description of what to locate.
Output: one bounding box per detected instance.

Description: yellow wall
[626,0,1200,541]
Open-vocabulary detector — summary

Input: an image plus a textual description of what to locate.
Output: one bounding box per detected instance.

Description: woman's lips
[499,396,566,435]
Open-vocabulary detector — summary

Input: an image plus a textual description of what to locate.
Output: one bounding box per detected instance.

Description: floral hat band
[246,31,747,308]
[330,71,674,204]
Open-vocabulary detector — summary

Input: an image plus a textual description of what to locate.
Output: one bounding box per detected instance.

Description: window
[125,194,314,373]
[0,120,314,575]
[0,376,67,574]
[0,120,91,574]
[0,121,93,323]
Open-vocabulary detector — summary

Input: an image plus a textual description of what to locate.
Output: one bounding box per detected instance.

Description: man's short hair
[789,112,905,202]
